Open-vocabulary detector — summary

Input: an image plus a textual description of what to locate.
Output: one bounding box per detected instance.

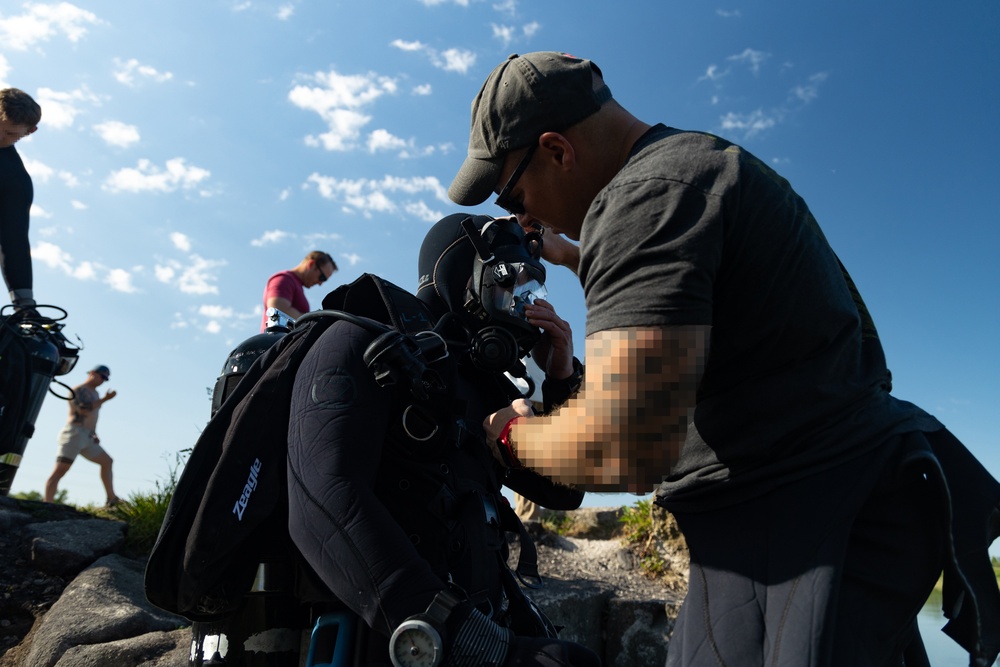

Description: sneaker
[105,496,123,508]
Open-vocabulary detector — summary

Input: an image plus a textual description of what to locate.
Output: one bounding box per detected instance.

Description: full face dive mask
[460,217,547,375]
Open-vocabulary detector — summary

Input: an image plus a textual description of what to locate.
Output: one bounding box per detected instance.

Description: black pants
[665,431,946,667]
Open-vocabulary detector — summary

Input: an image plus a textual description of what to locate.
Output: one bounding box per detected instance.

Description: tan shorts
[56,425,106,463]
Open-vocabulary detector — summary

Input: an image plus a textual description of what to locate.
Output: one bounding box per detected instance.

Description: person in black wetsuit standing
[0,88,41,310]
[287,214,600,667]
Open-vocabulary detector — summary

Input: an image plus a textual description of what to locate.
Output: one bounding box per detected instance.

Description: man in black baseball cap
[448,52,612,209]
[451,51,1000,666]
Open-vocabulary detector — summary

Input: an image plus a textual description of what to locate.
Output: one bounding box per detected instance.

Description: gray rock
[4,502,687,666]
[605,597,674,667]
[527,578,616,656]
[22,554,189,667]
[54,628,189,667]
[0,506,31,533]
[26,519,126,577]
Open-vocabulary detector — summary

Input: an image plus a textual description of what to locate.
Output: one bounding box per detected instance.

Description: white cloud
[306,173,448,220]
[341,252,362,266]
[719,109,779,138]
[289,67,398,152]
[716,9,742,18]
[699,64,728,83]
[103,158,211,194]
[23,156,81,187]
[412,84,432,96]
[73,260,96,280]
[391,40,476,74]
[435,48,476,74]
[0,53,10,87]
[367,128,407,153]
[279,188,292,201]
[174,301,258,335]
[112,58,173,87]
[198,304,234,319]
[404,200,443,223]
[155,255,227,295]
[390,39,425,52]
[94,120,140,147]
[33,241,74,272]
[105,268,138,293]
[30,204,52,219]
[170,232,192,252]
[71,200,87,210]
[302,231,343,246]
[790,72,829,104]
[0,2,102,51]
[727,48,769,75]
[35,86,101,129]
[522,21,540,38]
[155,265,175,283]
[276,4,294,20]
[250,229,290,247]
[32,242,109,285]
[20,156,54,182]
[417,0,469,5]
[492,24,515,48]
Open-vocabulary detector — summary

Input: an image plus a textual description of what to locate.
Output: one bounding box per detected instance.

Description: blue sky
[3,0,997,545]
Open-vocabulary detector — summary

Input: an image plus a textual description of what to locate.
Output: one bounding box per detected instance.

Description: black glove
[443,602,601,667]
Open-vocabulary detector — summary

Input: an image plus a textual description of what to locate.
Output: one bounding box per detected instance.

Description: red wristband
[496,417,523,469]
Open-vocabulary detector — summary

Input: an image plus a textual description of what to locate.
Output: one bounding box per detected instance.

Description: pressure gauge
[389,618,443,667]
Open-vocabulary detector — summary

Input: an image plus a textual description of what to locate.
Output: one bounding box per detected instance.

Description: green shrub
[619,498,654,544]
[539,512,573,536]
[618,499,668,577]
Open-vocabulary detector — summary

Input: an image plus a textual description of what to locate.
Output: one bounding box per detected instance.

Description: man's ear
[539,132,575,169]
[27,126,38,135]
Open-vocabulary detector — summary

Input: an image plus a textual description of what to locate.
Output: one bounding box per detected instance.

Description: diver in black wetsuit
[287,214,600,667]
[0,88,41,309]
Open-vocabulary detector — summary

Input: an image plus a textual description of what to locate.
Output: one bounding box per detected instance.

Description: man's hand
[102,389,117,402]
[525,299,574,379]
[537,230,580,274]
[484,398,534,466]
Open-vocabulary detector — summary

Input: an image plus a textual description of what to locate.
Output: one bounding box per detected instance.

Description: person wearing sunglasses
[449,52,999,666]
[259,250,337,332]
[44,365,120,507]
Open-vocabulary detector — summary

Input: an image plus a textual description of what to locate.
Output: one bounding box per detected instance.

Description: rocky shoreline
[0,496,688,666]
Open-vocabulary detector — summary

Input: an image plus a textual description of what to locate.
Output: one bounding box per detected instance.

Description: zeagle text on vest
[232,458,262,521]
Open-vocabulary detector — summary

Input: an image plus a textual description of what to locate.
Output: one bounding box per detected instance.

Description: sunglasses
[316,264,331,284]
[494,142,539,216]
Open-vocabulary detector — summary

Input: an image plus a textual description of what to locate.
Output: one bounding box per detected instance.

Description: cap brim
[448,155,504,206]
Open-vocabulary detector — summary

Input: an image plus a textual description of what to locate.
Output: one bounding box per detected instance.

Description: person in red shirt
[260,251,336,331]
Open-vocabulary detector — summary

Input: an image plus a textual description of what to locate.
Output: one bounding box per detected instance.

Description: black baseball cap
[448,52,612,206]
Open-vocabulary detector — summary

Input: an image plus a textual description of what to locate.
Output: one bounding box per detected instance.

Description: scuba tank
[191,307,306,667]
[0,306,80,496]
[210,309,293,417]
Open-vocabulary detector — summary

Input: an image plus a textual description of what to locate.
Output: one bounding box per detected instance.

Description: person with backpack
[286,214,600,666]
